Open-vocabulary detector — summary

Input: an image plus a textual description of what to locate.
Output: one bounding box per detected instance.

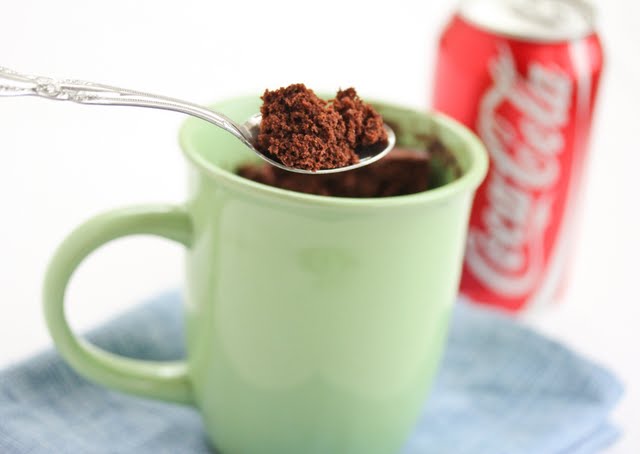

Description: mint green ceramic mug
[43,96,487,454]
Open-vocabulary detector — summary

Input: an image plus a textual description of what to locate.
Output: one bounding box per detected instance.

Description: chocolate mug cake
[241,84,461,198]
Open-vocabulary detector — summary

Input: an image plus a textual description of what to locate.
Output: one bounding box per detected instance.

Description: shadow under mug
[43,96,488,454]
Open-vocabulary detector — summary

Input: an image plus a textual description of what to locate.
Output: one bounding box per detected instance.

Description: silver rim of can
[459,0,596,42]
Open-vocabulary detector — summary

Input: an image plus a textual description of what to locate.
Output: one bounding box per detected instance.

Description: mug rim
[179,96,488,209]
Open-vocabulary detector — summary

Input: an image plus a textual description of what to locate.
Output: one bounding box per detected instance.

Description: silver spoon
[0,66,395,174]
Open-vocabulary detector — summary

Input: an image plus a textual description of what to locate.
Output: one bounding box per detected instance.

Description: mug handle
[43,205,194,404]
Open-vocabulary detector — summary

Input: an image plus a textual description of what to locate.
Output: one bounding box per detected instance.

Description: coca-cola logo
[466,45,572,297]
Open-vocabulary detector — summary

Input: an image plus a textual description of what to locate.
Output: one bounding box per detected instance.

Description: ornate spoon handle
[0,66,250,146]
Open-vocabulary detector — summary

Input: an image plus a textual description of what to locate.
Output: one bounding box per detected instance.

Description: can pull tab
[510,0,595,31]
[510,0,565,28]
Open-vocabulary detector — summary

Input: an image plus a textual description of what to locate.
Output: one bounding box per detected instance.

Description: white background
[0,1,638,452]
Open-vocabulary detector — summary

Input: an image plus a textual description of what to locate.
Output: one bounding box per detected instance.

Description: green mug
[43,96,487,454]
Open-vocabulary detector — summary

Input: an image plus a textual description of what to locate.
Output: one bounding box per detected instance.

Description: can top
[459,0,596,42]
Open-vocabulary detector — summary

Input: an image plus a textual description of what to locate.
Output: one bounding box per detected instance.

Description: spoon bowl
[241,113,396,174]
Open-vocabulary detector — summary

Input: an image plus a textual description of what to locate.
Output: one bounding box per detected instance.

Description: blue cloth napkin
[0,291,623,454]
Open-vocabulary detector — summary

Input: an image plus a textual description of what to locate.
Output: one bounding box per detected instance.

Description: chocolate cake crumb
[257,84,388,172]
[332,88,387,149]
[238,147,431,198]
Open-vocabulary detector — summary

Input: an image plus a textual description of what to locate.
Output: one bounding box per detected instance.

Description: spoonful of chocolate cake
[0,67,395,174]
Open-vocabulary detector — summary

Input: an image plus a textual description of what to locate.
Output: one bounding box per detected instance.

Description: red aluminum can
[433,0,604,312]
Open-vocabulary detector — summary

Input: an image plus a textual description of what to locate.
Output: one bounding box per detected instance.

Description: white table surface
[0,1,638,452]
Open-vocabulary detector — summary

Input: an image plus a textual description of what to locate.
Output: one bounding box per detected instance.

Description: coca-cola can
[433,0,604,312]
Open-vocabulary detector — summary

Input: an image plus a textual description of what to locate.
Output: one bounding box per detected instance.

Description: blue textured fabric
[0,291,623,453]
